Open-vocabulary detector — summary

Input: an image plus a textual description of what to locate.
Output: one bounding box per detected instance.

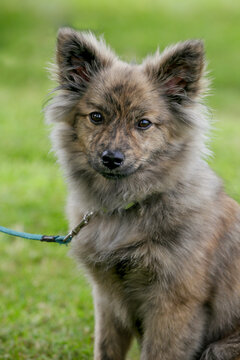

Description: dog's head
[47,28,209,208]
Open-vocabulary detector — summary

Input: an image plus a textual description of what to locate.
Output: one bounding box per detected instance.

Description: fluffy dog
[46,28,240,359]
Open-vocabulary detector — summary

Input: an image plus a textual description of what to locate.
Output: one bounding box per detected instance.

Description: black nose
[101,150,124,170]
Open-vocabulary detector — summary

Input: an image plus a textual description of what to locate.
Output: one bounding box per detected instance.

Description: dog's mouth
[89,158,139,180]
[100,172,130,180]
[98,166,139,180]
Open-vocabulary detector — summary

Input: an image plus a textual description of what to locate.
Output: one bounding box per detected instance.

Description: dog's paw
[200,344,219,360]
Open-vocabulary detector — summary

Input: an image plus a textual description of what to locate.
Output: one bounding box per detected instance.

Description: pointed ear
[144,40,206,102]
[56,27,116,91]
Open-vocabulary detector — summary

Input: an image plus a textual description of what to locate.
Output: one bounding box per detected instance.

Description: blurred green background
[0,0,239,358]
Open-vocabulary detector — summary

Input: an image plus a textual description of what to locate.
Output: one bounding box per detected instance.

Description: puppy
[46,28,240,359]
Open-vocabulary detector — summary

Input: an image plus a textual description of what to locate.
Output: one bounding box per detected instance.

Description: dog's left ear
[56,27,116,92]
[144,40,206,102]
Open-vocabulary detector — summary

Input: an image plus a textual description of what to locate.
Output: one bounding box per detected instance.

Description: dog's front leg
[140,301,206,360]
[93,290,133,360]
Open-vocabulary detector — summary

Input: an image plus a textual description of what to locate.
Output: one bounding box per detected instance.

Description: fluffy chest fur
[70,192,216,302]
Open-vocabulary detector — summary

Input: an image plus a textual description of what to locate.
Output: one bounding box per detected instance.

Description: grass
[0,0,239,358]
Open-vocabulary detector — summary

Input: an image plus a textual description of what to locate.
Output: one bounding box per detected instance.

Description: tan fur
[45,28,240,359]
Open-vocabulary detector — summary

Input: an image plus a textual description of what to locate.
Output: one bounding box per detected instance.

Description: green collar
[101,201,136,213]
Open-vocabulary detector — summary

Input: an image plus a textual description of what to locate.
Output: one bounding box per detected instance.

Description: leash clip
[63,211,94,242]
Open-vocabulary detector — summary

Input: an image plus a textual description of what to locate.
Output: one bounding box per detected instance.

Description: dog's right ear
[56,28,115,92]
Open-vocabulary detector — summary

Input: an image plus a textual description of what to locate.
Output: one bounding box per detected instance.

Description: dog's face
[73,65,170,180]
[48,28,208,206]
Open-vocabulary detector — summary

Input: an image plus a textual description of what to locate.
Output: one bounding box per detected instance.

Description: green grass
[0,0,239,358]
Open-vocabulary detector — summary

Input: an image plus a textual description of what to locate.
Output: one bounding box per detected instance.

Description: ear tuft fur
[144,40,208,103]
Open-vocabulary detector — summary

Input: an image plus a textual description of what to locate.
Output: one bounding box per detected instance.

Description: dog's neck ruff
[63,201,136,242]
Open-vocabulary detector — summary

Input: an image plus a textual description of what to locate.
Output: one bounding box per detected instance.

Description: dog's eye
[89,112,104,125]
[137,119,152,130]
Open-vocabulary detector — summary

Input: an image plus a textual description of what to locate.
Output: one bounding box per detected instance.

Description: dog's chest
[71,214,173,293]
[73,213,142,256]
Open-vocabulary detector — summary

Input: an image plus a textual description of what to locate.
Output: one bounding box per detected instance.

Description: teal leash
[0,202,136,245]
[0,212,94,245]
[0,225,71,244]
